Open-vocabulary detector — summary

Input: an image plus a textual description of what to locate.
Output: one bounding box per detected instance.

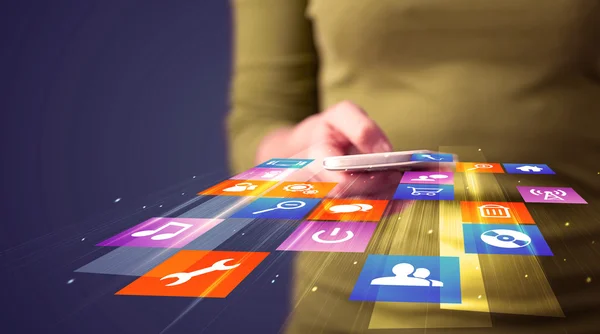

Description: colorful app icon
[198,180,277,197]
[456,162,504,173]
[116,250,268,298]
[231,167,294,181]
[97,217,224,248]
[517,186,587,204]
[350,255,461,304]
[306,199,389,222]
[463,223,553,256]
[263,181,337,198]
[277,221,377,253]
[400,171,454,185]
[230,197,321,219]
[502,163,555,175]
[460,201,535,224]
[393,184,454,200]
[255,158,314,169]
[410,153,454,162]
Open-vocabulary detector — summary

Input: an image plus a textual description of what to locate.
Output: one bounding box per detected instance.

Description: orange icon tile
[262,181,338,198]
[198,180,277,197]
[456,162,504,173]
[116,250,269,298]
[460,201,535,224]
[306,199,389,222]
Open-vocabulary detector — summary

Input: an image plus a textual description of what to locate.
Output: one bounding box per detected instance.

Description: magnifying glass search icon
[252,200,306,214]
[467,164,494,171]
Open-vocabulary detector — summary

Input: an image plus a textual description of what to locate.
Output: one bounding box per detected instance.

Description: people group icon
[370,263,443,287]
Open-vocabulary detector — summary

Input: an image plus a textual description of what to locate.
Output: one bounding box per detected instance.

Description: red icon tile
[116,250,269,298]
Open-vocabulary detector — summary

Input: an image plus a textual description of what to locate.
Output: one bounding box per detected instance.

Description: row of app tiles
[102,217,552,257]
[235,164,555,184]
[251,157,556,175]
[118,249,527,303]
[201,177,587,204]
[99,200,553,254]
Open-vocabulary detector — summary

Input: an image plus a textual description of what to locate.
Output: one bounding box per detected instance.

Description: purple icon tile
[231,167,293,181]
[400,172,454,185]
[277,221,377,253]
[517,186,587,204]
[98,217,224,248]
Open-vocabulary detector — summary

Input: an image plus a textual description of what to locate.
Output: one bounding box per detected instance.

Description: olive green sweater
[227,1,600,333]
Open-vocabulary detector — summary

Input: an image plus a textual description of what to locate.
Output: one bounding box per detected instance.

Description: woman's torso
[284,1,600,333]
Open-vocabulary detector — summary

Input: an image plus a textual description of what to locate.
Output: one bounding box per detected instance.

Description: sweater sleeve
[226,0,319,174]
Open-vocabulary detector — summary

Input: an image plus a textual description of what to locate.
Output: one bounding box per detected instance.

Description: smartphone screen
[323,150,442,171]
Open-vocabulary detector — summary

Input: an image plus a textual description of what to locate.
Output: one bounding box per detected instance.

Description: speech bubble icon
[329,204,373,213]
[329,204,361,213]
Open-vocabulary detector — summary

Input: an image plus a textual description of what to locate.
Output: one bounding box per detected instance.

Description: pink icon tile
[231,168,293,181]
[400,171,454,185]
[98,217,224,248]
[517,186,587,204]
[277,221,377,253]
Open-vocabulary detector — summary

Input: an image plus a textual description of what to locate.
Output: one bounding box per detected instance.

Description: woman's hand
[256,100,400,197]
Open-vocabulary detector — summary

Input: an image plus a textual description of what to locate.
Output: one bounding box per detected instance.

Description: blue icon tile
[410,153,454,162]
[502,163,555,175]
[230,197,321,219]
[463,223,553,256]
[350,255,461,304]
[256,158,314,169]
[393,183,454,200]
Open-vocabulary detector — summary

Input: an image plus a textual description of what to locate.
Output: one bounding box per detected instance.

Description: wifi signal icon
[529,189,567,201]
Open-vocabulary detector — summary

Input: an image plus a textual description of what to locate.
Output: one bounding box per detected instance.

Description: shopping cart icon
[408,187,444,196]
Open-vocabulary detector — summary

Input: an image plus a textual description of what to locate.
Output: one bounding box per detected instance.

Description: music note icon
[131,221,193,240]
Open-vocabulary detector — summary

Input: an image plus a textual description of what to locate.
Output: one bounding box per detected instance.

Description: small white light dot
[311,286,318,292]
[242,233,245,236]
[271,280,275,284]
[427,229,433,234]
[478,149,482,151]
[159,205,163,208]
[81,238,85,241]
[518,180,521,183]
[114,198,121,203]
[142,206,146,209]
[565,222,570,227]
[353,261,358,265]
[276,274,279,278]
[586,277,592,283]
[181,193,185,195]
[564,259,567,262]
[193,176,196,179]
[67,279,75,284]
[478,295,482,299]
[475,266,480,270]
[525,274,529,278]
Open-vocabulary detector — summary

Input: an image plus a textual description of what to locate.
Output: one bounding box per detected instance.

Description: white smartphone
[322,150,456,172]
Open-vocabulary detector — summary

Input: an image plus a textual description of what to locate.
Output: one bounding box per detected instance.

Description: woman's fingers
[321,101,393,154]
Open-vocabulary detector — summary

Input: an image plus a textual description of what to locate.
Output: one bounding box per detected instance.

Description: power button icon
[312,227,354,244]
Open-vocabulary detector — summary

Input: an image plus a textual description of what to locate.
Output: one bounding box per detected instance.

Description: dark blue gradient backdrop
[1,1,294,333]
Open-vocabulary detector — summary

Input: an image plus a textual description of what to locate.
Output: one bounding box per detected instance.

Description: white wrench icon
[160,258,240,287]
